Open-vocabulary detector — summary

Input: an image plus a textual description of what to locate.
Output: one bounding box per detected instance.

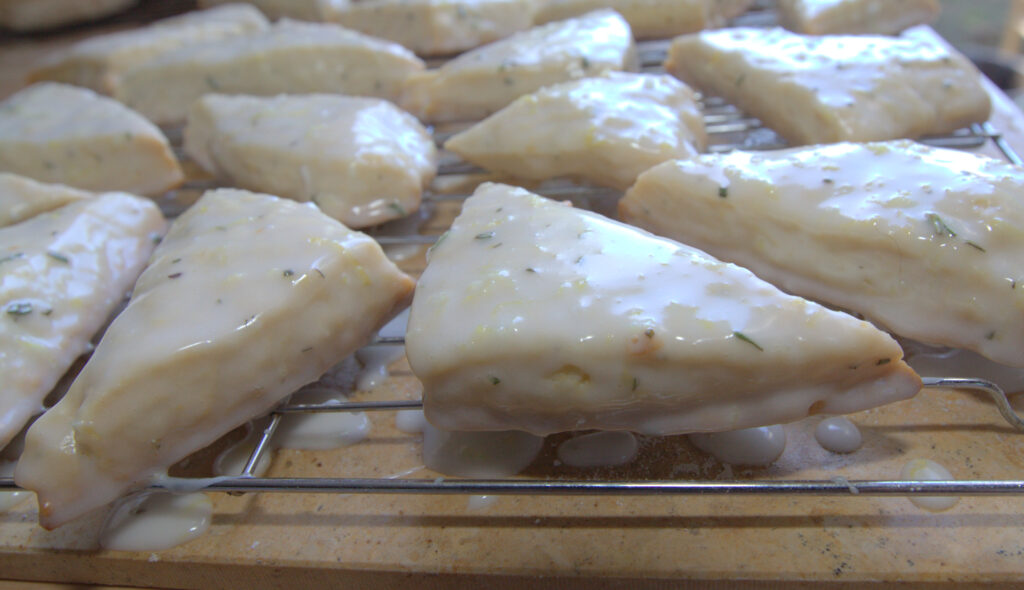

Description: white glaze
[900,458,959,512]
[622,141,1024,367]
[29,4,268,94]
[422,422,543,477]
[688,425,786,466]
[445,72,705,190]
[778,0,939,35]
[814,416,862,453]
[16,189,414,529]
[0,192,165,451]
[0,83,183,196]
[275,390,370,451]
[330,0,535,56]
[407,183,920,435]
[666,27,989,144]
[535,0,752,39]
[355,345,406,392]
[116,20,424,125]
[184,93,436,228]
[466,494,498,510]
[100,492,212,551]
[212,421,272,477]
[395,409,428,434]
[0,461,29,512]
[399,9,637,123]
[556,431,638,468]
[0,173,91,228]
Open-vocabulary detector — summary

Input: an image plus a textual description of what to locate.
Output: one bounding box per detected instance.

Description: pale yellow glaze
[406,183,920,435]
[445,72,705,189]
[0,173,93,228]
[329,0,537,56]
[0,192,165,451]
[778,0,940,35]
[115,20,425,125]
[399,9,637,123]
[0,83,183,196]
[184,94,436,228]
[620,140,1024,367]
[534,0,753,39]
[666,26,991,144]
[29,4,269,94]
[16,189,414,529]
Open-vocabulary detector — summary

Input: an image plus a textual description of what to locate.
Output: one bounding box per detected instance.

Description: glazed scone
[778,0,940,35]
[445,72,705,189]
[184,94,437,228]
[665,27,991,145]
[400,9,637,123]
[198,0,345,21]
[0,83,183,197]
[620,141,1024,367]
[327,0,537,56]
[406,183,921,435]
[0,193,165,452]
[16,189,415,529]
[115,20,424,125]
[29,4,269,95]
[534,0,753,39]
[0,173,93,228]
[0,0,136,32]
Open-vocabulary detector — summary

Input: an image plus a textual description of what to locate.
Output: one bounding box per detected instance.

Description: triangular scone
[665,27,990,145]
[0,193,165,451]
[444,72,705,190]
[0,83,184,197]
[534,0,753,39]
[327,0,537,56]
[198,0,339,21]
[405,183,920,436]
[115,20,425,125]
[399,9,637,123]
[29,4,269,95]
[16,189,414,529]
[778,0,939,35]
[0,173,93,228]
[184,94,437,228]
[620,141,1024,367]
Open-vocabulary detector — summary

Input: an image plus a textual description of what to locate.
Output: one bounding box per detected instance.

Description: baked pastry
[185,94,437,228]
[399,9,637,123]
[778,0,940,35]
[534,0,753,39]
[665,27,991,145]
[29,3,269,95]
[0,0,136,32]
[0,83,183,197]
[327,0,537,56]
[0,173,92,228]
[197,0,344,21]
[620,140,1024,367]
[406,182,921,435]
[0,193,165,451]
[115,20,424,125]
[445,72,705,189]
[16,188,414,528]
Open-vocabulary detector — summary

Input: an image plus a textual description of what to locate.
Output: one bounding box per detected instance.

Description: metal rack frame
[6,30,1024,502]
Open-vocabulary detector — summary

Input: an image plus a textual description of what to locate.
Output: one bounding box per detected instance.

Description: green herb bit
[718,186,728,198]
[926,213,956,238]
[644,328,655,339]
[733,331,763,351]
[876,358,891,366]
[283,269,295,277]
[172,258,182,264]
[822,178,834,184]
[302,346,314,353]
[167,272,183,279]
[430,230,450,252]
[388,202,407,217]
[6,301,32,316]
[525,267,537,273]
[45,251,70,264]
[986,330,997,340]
[581,56,591,69]
[965,241,986,253]
[475,231,495,240]
[42,308,53,316]
[150,234,162,245]
[735,73,746,87]
[489,376,501,385]
[631,377,638,391]
[0,252,24,265]
[315,268,325,279]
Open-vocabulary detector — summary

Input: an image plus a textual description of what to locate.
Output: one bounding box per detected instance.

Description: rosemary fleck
[631,377,638,391]
[733,331,763,351]
[926,213,956,238]
[0,252,24,265]
[283,269,295,277]
[167,272,183,279]
[388,202,407,217]
[475,231,495,240]
[489,376,501,385]
[46,251,69,264]
[6,301,32,317]
[876,358,891,366]
[718,186,729,198]
[965,241,986,252]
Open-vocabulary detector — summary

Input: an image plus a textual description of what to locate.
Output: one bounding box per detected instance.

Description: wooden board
[4,13,1024,590]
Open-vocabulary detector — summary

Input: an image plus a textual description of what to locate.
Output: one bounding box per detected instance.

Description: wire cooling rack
[5,10,1024,502]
